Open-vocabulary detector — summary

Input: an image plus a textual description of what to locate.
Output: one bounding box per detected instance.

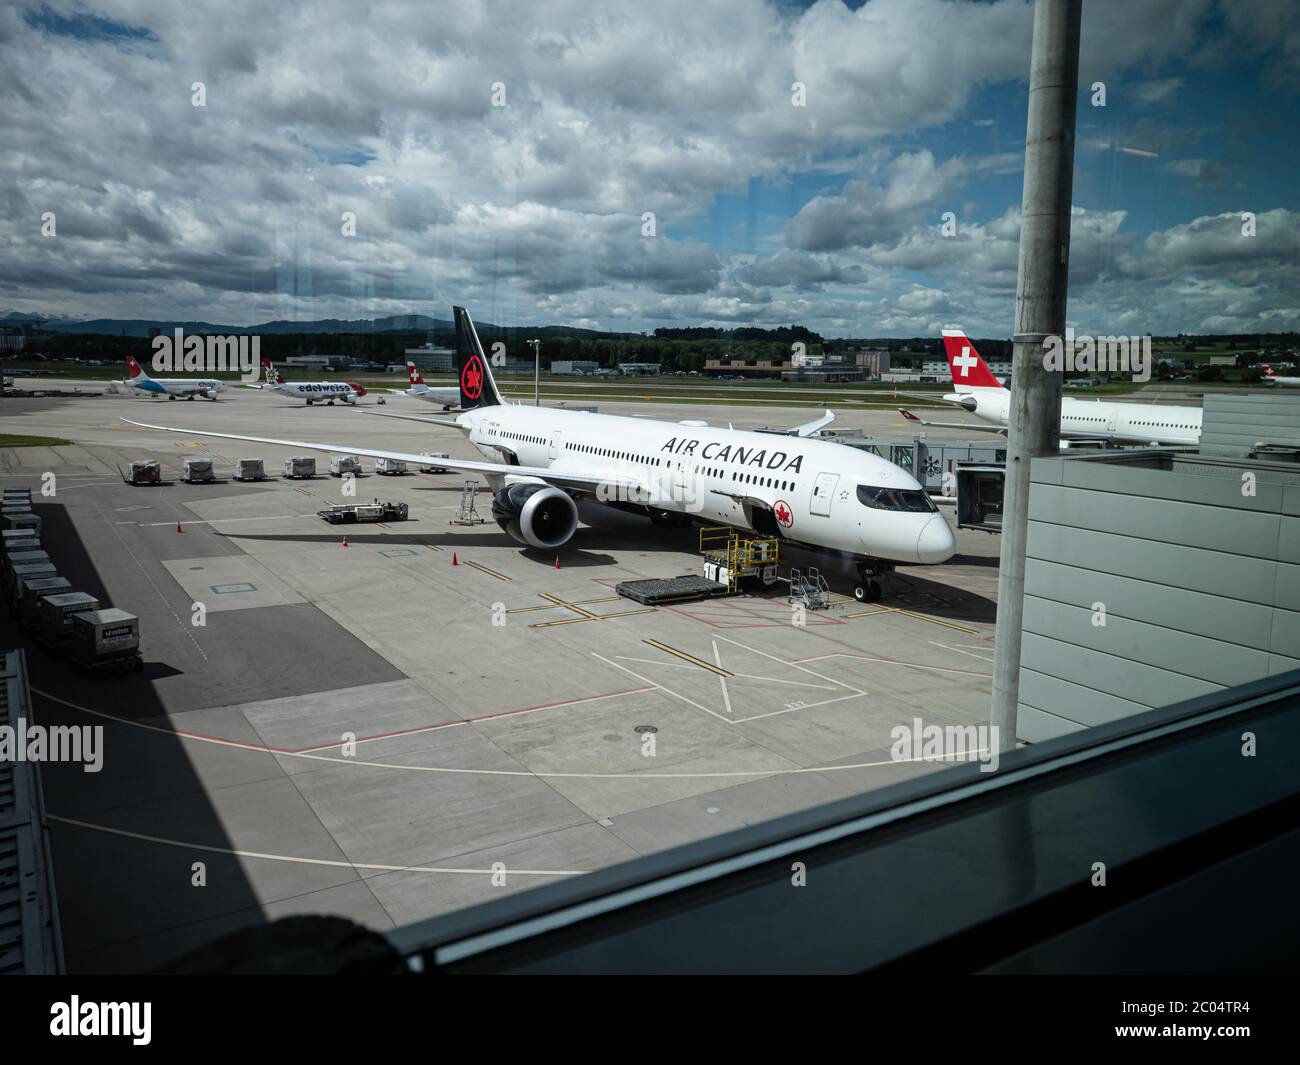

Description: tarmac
[2,381,1001,971]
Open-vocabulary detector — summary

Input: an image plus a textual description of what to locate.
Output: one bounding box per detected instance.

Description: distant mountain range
[0,310,615,338]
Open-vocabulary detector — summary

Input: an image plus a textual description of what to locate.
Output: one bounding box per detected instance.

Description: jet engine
[491,482,578,549]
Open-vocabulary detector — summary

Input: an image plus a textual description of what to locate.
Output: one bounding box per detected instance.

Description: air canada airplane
[123,355,226,400]
[388,363,461,408]
[898,330,1203,447]
[247,358,367,405]
[125,307,955,601]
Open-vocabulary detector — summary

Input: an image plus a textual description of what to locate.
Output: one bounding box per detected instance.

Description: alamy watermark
[1,717,103,772]
[1042,329,1152,382]
[890,716,1000,773]
[151,328,262,382]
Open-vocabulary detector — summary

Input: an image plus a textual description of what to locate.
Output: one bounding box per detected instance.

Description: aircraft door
[810,471,839,516]
[549,431,562,460]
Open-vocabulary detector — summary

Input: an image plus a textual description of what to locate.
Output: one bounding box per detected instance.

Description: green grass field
[0,434,73,447]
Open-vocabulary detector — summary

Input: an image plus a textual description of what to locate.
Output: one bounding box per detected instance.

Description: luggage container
[7,563,58,608]
[2,535,41,571]
[375,458,407,475]
[69,608,142,675]
[181,457,215,483]
[283,456,316,479]
[2,511,41,535]
[418,452,450,473]
[329,455,362,477]
[2,548,49,580]
[233,458,266,481]
[39,591,101,652]
[18,575,71,632]
[123,459,161,486]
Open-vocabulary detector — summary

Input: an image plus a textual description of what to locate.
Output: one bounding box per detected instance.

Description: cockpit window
[856,485,937,512]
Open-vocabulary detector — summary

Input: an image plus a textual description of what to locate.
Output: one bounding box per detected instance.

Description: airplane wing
[789,411,835,437]
[242,383,268,390]
[898,408,1007,434]
[119,418,643,494]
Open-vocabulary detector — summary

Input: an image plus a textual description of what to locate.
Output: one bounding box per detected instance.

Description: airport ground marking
[462,559,512,581]
[929,640,996,662]
[530,607,656,629]
[616,656,837,690]
[877,606,981,635]
[714,638,733,716]
[47,815,585,878]
[33,687,977,780]
[792,651,992,679]
[643,638,733,677]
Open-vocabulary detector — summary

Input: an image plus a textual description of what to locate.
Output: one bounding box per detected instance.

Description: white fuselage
[457,404,955,565]
[271,381,359,404]
[408,384,461,408]
[1265,375,1300,388]
[958,388,1202,446]
[133,377,225,399]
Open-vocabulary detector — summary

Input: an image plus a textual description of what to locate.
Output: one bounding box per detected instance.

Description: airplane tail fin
[125,355,150,381]
[261,357,284,385]
[941,329,1005,391]
[1262,365,1276,378]
[454,306,503,409]
[407,362,426,386]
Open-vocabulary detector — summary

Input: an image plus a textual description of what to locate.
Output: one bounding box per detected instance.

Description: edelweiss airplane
[1261,366,1300,388]
[247,358,367,405]
[387,363,460,409]
[123,355,226,400]
[899,330,1203,447]
[125,307,955,601]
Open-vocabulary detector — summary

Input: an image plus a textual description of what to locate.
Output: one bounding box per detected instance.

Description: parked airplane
[247,358,367,405]
[124,355,226,400]
[898,330,1203,447]
[388,363,460,409]
[125,307,954,601]
[1261,366,1300,388]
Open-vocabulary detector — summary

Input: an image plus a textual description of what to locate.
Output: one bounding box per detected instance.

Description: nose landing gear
[853,559,894,603]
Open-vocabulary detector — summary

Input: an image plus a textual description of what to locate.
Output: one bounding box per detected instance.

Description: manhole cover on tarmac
[634,725,658,734]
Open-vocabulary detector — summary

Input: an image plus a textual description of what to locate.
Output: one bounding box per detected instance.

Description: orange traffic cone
[176,521,183,533]
[451,552,458,566]
[554,554,561,570]
[341,536,348,547]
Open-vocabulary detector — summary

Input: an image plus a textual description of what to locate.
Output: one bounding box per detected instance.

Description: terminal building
[1011,392,1300,742]
[402,345,455,371]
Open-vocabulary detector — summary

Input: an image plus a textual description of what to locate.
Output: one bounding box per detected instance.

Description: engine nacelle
[492,482,578,549]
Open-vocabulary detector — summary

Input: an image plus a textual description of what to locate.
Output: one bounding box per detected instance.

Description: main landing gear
[852,559,894,603]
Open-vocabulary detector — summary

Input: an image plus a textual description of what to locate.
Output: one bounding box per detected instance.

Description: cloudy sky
[3,0,1299,336]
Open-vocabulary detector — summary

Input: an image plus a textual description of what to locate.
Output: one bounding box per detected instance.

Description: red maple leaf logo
[462,355,484,399]
[774,500,793,527]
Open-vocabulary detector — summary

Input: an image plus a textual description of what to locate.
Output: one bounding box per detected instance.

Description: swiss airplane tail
[125,354,150,382]
[407,362,426,386]
[454,306,503,409]
[941,329,1005,391]
[1262,365,1277,379]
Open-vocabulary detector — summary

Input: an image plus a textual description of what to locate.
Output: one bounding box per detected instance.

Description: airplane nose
[915,515,956,564]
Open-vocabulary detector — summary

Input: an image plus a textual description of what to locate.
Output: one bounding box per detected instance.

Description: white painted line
[48,815,583,877]
[714,638,733,717]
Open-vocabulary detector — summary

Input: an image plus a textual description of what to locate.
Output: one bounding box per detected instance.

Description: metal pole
[990,0,1081,750]
[531,339,540,405]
